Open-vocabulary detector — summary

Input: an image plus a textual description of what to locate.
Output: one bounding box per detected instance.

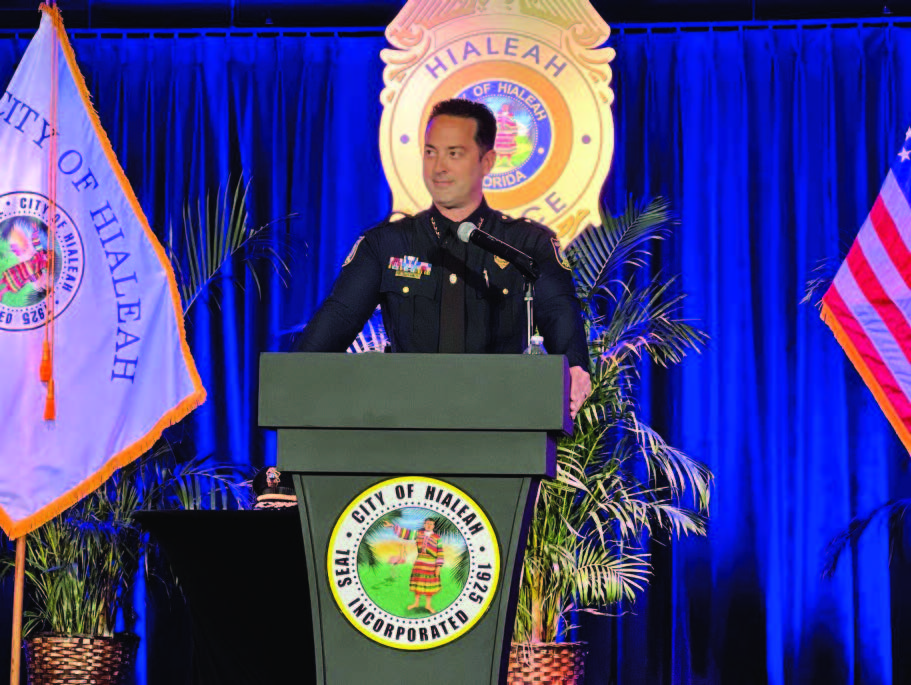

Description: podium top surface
[259,353,571,433]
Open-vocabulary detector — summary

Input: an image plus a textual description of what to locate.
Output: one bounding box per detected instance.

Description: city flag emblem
[0,192,85,331]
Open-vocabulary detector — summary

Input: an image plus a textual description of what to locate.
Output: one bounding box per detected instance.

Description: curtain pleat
[1,21,910,685]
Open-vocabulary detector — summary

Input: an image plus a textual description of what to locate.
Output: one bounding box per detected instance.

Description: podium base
[292,474,537,685]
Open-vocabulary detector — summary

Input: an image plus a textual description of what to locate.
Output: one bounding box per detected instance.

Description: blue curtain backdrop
[2,18,911,685]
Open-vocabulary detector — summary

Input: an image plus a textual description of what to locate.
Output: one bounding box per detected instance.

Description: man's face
[423,520,435,532]
[422,114,496,213]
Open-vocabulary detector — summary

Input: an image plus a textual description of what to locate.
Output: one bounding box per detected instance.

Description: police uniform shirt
[431,201,482,353]
[293,199,589,369]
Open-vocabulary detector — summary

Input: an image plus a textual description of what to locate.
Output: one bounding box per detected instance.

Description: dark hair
[428,98,497,156]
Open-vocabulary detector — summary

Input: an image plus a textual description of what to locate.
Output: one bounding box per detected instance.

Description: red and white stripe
[822,169,911,452]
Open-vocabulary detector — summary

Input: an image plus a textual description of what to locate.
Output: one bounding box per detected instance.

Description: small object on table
[252,466,298,509]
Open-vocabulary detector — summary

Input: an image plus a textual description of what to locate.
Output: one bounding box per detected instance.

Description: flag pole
[9,535,25,685]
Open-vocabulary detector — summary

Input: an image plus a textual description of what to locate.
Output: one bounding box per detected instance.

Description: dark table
[134,509,316,685]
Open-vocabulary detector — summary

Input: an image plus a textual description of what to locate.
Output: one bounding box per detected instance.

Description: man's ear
[481,148,497,176]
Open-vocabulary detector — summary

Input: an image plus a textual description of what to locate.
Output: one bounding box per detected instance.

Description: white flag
[0,5,205,537]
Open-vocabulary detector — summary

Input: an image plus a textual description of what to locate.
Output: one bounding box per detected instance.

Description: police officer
[294,99,592,417]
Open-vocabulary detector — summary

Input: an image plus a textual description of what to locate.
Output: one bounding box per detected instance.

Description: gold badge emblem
[379,0,615,247]
[494,256,509,270]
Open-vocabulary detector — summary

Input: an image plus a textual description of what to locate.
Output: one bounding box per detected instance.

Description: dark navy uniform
[293,199,589,369]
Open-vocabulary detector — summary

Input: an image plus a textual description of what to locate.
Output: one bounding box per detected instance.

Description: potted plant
[13,445,250,684]
[2,179,292,684]
[507,198,714,684]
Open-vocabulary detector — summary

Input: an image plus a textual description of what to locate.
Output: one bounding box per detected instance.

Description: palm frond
[567,197,673,300]
[453,549,470,586]
[802,256,841,308]
[357,535,380,569]
[822,498,911,578]
[592,277,707,368]
[165,177,298,316]
[571,546,651,605]
[348,309,389,353]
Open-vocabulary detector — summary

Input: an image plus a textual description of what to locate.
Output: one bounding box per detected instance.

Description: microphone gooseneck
[456,222,539,282]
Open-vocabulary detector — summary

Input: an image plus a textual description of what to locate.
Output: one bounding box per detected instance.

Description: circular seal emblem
[328,477,500,650]
[456,79,553,193]
[0,192,85,331]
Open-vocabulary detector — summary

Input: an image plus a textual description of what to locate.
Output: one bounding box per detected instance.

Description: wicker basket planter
[507,641,587,685]
[24,633,139,685]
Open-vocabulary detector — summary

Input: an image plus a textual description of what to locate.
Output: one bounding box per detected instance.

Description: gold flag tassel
[43,380,56,421]
[41,0,59,421]
[39,340,51,381]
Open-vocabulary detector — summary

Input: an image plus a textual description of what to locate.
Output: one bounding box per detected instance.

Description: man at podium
[294,98,591,417]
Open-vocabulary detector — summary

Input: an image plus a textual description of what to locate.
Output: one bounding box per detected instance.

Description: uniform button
[450,274,458,284]
[502,288,509,295]
[402,286,410,294]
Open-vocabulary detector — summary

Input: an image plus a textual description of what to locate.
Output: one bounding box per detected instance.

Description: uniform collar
[429,198,491,240]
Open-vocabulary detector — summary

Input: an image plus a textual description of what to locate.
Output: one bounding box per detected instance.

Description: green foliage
[513,197,713,644]
[358,511,399,569]
[348,311,389,353]
[3,446,251,637]
[801,256,840,308]
[166,178,295,317]
[822,498,911,578]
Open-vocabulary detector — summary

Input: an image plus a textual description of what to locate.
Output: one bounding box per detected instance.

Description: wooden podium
[259,353,570,685]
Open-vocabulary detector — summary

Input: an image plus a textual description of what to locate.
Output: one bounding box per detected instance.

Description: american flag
[821,128,911,453]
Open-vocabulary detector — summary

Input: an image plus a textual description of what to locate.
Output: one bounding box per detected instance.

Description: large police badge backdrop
[379,0,615,247]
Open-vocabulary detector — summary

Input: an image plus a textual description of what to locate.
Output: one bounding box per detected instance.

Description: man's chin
[431,197,458,210]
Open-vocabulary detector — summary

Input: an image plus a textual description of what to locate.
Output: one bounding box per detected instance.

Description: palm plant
[513,197,713,644]
[8,445,250,637]
[2,176,291,638]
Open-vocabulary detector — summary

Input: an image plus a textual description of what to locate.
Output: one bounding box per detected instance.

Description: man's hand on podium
[569,366,592,420]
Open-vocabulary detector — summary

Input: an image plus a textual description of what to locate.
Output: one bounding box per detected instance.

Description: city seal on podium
[0,191,85,331]
[379,0,616,246]
[328,476,500,650]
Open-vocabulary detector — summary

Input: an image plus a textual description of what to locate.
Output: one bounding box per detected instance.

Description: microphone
[457,222,540,282]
